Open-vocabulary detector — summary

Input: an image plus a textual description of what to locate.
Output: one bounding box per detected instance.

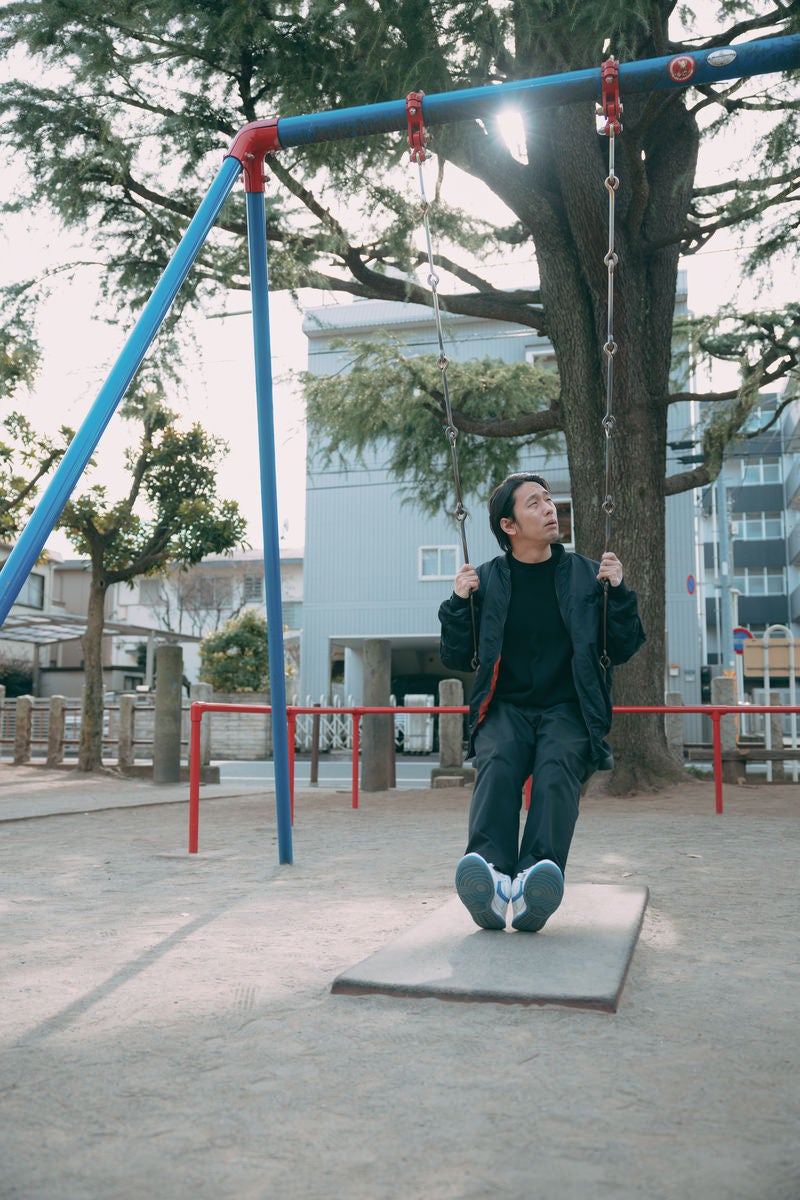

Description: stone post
[153,644,183,783]
[361,638,394,792]
[46,696,66,767]
[430,678,475,787]
[711,675,743,783]
[665,691,684,765]
[768,691,784,782]
[190,682,213,766]
[117,694,136,771]
[13,695,33,765]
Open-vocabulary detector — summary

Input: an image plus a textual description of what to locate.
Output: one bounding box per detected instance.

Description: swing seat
[332,882,648,1012]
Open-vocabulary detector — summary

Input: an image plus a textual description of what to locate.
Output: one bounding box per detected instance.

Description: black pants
[465,699,593,879]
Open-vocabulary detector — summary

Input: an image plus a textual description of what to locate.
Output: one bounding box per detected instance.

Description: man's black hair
[488,473,552,553]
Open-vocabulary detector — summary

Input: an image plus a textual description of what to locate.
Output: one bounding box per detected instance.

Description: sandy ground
[1,772,798,1200]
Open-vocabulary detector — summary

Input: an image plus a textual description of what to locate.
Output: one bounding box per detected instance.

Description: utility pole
[715,471,736,675]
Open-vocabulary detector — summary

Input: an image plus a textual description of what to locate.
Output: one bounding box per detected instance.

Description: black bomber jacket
[438,543,646,769]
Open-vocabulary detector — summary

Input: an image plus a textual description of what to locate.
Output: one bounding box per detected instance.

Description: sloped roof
[0,611,201,645]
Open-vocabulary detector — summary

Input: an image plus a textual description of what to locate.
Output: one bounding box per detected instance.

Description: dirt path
[1,779,798,1199]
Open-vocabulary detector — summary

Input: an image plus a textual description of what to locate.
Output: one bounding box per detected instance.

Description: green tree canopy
[0,283,72,538]
[303,342,563,516]
[2,0,799,786]
[0,410,71,540]
[199,609,270,694]
[58,390,248,770]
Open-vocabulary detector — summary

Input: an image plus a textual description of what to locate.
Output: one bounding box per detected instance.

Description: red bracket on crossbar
[406,91,428,162]
[226,118,282,192]
[600,57,623,135]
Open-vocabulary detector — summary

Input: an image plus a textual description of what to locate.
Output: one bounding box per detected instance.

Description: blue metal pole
[249,35,800,150]
[245,189,293,866]
[0,155,243,624]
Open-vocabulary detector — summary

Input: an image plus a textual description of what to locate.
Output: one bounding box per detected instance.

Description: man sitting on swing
[438,472,645,932]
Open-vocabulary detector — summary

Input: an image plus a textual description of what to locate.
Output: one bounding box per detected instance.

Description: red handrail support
[226,118,282,192]
[187,701,800,852]
[351,709,363,809]
[188,701,203,853]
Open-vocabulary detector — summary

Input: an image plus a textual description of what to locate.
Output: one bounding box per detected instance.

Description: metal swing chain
[418,160,480,669]
[407,93,479,668]
[599,59,622,673]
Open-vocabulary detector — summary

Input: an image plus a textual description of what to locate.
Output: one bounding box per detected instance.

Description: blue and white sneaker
[511,860,564,932]
[455,853,512,930]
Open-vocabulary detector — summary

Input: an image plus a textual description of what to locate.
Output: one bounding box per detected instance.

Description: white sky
[1,7,797,558]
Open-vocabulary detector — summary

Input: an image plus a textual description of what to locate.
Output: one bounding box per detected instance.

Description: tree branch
[0,450,61,514]
[663,464,711,496]
[343,245,547,328]
[693,166,800,200]
[671,6,795,51]
[105,542,172,585]
[664,387,740,408]
[675,172,800,255]
[449,406,562,437]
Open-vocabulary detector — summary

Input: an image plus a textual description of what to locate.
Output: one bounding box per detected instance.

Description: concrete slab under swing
[331,882,649,1013]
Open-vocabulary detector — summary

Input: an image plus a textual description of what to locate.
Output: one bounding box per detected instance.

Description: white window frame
[419,545,460,581]
[243,574,264,602]
[741,400,777,434]
[740,456,782,485]
[18,572,45,609]
[731,566,786,596]
[731,511,784,540]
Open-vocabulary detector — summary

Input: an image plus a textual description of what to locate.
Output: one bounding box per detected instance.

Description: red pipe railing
[187,702,800,853]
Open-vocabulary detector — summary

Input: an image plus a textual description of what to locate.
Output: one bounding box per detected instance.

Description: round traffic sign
[733,626,753,655]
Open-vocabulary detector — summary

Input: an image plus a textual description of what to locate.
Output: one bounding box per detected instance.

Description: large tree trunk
[535,102,699,790]
[78,569,107,771]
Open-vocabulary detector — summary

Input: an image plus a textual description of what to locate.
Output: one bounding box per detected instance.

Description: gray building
[699,388,800,703]
[300,278,702,717]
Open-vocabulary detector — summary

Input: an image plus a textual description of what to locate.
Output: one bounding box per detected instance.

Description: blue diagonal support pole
[245,189,293,866]
[0,155,244,624]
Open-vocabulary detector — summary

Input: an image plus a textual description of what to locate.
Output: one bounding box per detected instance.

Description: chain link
[600,129,619,671]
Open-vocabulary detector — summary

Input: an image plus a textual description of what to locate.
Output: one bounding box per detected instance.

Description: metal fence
[288,694,437,753]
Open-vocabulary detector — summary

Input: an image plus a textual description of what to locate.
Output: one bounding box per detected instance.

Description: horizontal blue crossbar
[270,36,800,149]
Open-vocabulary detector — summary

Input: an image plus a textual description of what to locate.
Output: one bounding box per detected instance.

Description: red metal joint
[226,118,282,193]
[406,91,428,162]
[600,57,623,135]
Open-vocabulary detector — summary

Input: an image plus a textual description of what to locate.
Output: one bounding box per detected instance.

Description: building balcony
[705,595,789,628]
[785,455,800,511]
[789,521,800,567]
[728,482,785,513]
[782,396,800,454]
[703,538,787,570]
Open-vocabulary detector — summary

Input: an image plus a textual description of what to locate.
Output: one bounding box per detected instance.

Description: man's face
[501,481,560,549]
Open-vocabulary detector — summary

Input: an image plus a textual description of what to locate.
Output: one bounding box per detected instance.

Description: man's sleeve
[439,591,480,672]
[605,583,646,665]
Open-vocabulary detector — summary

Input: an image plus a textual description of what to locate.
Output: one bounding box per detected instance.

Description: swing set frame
[1,35,798,864]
